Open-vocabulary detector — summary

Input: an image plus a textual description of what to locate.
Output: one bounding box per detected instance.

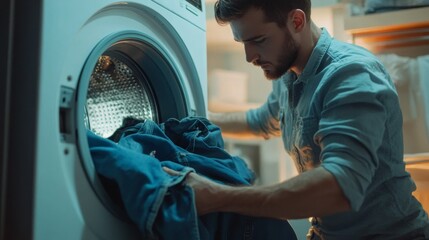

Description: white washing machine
[1,0,207,239]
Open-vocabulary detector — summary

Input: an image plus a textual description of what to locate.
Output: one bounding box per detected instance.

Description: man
[166,0,429,239]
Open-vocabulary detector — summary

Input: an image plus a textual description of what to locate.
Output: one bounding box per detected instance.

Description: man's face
[230,7,298,80]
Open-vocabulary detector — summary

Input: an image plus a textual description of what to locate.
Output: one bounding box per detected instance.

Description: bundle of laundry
[87,116,297,240]
[364,0,429,14]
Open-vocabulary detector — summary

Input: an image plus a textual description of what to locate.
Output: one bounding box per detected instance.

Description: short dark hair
[214,0,311,27]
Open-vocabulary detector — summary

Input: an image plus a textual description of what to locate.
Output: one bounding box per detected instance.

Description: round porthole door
[75,31,198,221]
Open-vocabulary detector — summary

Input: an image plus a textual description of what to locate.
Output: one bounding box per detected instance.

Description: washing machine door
[73,31,202,226]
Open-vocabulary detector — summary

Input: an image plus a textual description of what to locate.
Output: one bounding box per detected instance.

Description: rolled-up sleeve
[315,63,392,211]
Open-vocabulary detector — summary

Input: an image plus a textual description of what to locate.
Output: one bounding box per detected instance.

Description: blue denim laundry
[87,117,296,240]
[161,116,225,152]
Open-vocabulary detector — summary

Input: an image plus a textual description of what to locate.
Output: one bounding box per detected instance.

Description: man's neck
[290,21,322,76]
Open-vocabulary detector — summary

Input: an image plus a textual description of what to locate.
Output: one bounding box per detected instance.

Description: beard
[260,30,298,80]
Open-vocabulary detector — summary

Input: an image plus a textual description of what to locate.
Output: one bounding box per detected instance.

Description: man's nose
[244,44,259,64]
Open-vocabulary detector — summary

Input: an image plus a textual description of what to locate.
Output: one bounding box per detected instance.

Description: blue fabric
[364,0,429,14]
[87,117,297,240]
[247,28,429,239]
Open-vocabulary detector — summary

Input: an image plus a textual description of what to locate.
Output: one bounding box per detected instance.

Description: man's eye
[253,38,265,44]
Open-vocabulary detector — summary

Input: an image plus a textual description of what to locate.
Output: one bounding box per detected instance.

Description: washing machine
[1,0,207,239]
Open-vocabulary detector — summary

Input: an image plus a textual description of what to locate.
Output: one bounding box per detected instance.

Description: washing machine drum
[86,54,157,138]
[83,40,189,138]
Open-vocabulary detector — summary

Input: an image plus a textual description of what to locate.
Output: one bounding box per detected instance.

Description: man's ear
[288,9,306,33]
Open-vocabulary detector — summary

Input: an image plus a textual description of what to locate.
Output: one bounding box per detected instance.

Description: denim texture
[87,117,297,240]
[247,28,429,239]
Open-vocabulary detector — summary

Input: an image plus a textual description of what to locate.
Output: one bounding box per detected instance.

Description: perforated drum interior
[81,39,192,141]
[85,55,158,138]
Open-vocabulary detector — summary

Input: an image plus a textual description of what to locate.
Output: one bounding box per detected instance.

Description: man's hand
[163,167,223,215]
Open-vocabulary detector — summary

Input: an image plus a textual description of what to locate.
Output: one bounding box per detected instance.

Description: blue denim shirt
[247,29,429,239]
[88,117,297,240]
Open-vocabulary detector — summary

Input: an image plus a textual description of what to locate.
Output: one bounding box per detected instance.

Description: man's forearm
[209,167,351,219]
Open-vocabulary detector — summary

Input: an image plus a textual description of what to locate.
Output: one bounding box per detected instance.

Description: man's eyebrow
[235,35,264,43]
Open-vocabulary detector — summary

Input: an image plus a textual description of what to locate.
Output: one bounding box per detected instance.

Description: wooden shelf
[345,6,429,34]
[405,153,429,165]
[345,6,429,53]
[208,100,261,112]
